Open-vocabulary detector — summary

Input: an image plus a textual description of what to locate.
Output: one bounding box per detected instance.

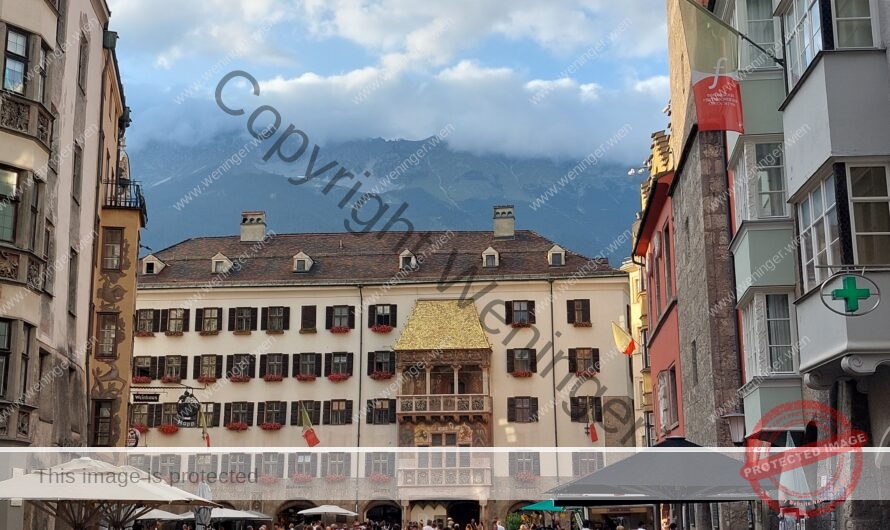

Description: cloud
[633,75,670,98]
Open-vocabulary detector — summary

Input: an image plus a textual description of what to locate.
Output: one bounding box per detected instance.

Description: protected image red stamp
[740,400,867,518]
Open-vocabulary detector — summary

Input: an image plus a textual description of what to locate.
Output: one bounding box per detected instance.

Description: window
[264,353,284,377]
[508,300,534,325]
[37,46,47,103]
[326,400,351,425]
[299,354,319,376]
[67,249,78,314]
[734,152,750,226]
[369,351,394,374]
[199,355,218,378]
[652,237,662,314]
[43,223,51,259]
[641,329,650,369]
[263,401,285,424]
[131,403,149,427]
[194,454,216,474]
[295,259,308,272]
[509,452,540,475]
[798,175,839,290]
[690,340,699,386]
[73,145,83,202]
[326,452,348,476]
[161,403,178,425]
[834,0,874,48]
[332,353,350,375]
[292,400,320,426]
[755,143,786,217]
[784,0,822,86]
[368,452,393,475]
[370,304,395,327]
[200,308,220,332]
[96,313,118,358]
[507,396,538,423]
[229,354,254,378]
[484,254,497,267]
[164,356,182,379]
[231,402,251,424]
[133,356,152,379]
[743,0,778,68]
[93,400,113,446]
[663,226,673,300]
[508,349,535,373]
[101,228,123,270]
[234,307,253,331]
[332,305,350,328]
[570,396,603,423]
[657,367,680,429]
[0,168,18,242]
[0,320,9,396]
[549,252,564,266]
[212,260,226,273]
[369,399,393,425]
[571,299,591,324]
[766,294,794,373]
[572,452,604,475]
[301,305,316,331]
[136,310,155,333]
[28,184,39,251]
[292,453,314,475]
[77,33,88,90]
[849,165,890,264]
[227,453,249,475]
[264,306,286,331]
[570,348,600,373]
[261,453,282,477]
[4,29,28,94]
[144,262,155,274]
[166,308,185,333]
[645,412,656,446]
[401,255,414,269]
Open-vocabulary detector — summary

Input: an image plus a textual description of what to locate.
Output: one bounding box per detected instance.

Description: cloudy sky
[108,0,669,163]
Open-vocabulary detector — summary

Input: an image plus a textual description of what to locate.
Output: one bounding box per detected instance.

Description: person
[638,522,648,530]
[616,526,625,530]
[424,520,434,530]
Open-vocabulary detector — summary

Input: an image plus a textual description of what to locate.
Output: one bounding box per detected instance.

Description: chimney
[493,205,515,239]
[240,211,267,242]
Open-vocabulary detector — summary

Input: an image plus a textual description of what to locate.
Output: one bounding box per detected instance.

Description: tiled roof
[138,230,622,288]
[394,300,491,351]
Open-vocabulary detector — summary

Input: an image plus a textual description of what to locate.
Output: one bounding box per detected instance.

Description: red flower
[225,422,249,431]
[370,324,393,334]
[161,375,181,384]
[135,331,155,337]
[575,369,598,378]
[228,375,252,383]
[295,374,317,382]
[258,475,279,485]
[510,370,533,378]
[158,424,179,435]
[514,471,538,483]
[368,473,392,484]
[573,322,593,328]
[370,371,393,380]
[325,473,346,482]
[260,422,282,431]
[291,473,313,483]
[327,373,350,382]
[197,375,218,384]
[131,423,149,434]
[164,330,184,336]
[329,326,350,334]
[263,374,284,382]
[199,330,220,336]
[510,322,532,328]
[132,375,152,384]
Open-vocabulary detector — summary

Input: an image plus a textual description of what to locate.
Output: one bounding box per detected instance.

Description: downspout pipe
[549,279,560,480]
[356,285,364,516]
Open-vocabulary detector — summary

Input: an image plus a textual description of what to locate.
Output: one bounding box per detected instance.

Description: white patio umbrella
[0,457,214,530]
[137,508,182,520]
[177,507,269,520]
[299,505,359,516]
[194,481,213,530]
[778,432,811,523]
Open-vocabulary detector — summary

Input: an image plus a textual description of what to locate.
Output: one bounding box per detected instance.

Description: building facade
[131,208,634,526]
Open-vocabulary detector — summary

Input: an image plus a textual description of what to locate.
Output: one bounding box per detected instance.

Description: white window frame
[262,453,280,476]
[513,349,531,372]
[831,0,877,49]
[202,308,219,332]
[783,0,823,87]
[266,353,284,377]
[766,294,795,373]
[798,174,840,291]
[332,353,349,375]
[267,306,285,331]
[737,0,781,70]
[847,163,890,265]
[167,308,185,332]
[754,142,787,218]
[741,293,798,379]
[332,305,349,328]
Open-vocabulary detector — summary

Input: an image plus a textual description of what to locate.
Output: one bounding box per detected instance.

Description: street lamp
[722,412,747,446]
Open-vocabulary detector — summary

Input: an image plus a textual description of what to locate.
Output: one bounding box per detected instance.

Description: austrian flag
[678,0,744,133]
[301,402,320,447]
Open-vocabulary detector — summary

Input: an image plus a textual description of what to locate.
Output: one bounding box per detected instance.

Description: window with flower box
[161,309,189,333]
[195,355,222,380]
[163,355,187,381]
[258,401,286,425]
[259,353,287,379]
[509,452,540,475]
[226,354,256,378]
[366,451,395,476]
[136,310,158,334]
[195,307,222,332]
[566,299,591,325]
[294,353,322,378]
[507,349,536,374]
[201,402,221,427]
[507,396,538,423]
[367,351,395,376]
[290,401,321,426]
[325,305,355,329]
[568,348,600,374]
[189,454,218,475]
[262,306,289,331]
[506,300,535,326]
[289,453,317,477]
[130,403,149,427]
[366,399,396,425]
[323,452,350,477]
[224,401,254,426]
[368,305,397,327]
[324,399,353,425]
[571,452,605,475]
[228,307,257,332]
[326,352,353,376]
[223,453,250,475]
[161,403,178,425]
[158,454,180,478]
[569,396,603,423]
[261,453,284,477]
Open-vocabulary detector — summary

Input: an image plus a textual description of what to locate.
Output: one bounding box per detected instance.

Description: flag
[678,0,744,133]
[301,402,320,447]
[199,407,211,447]
[611,322,636,356]
[587,400,599,443]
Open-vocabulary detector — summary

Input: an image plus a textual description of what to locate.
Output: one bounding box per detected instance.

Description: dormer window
[145,262,155,274]
[210,252,233,274]
[295,259,308,272]
[292,251,313,273]
[548,245,565,267]
[213,260,226,273]
[482,247,499,268]
[141,254,165,275]
[399,250,416,270]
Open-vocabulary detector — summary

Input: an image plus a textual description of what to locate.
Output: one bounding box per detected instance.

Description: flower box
[510,370,533,378]
[299,328,317,334]
[510,322,532,328]
[199,330,220,336]
[325,473,346,483]
[368,473,392,484]
[295,374,317,382]
[197,375,218,384]
[135,331,155,337]
[228,375,252,383]
[161,375,181,384]
[225,422,249,431]
[575,369,598,378]
[329,326,350,334]
[132,423,149,434]
[370,371,393,381]
[514,471,538,483]
[263,374,284,382]
[164,330,184,336]
[131,375,152,384]
[370,324,393,334]
[573,322,593,328]
[158,424,179,435]
[291,473,313,483]
[260,422,282,431]
[258,475,279,485]
[265,329,284,335]
[233,330,252,336]
[327,373,350,382]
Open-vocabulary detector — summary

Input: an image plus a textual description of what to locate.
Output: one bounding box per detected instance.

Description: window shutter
[321,453,328,475]
[195,308,204,331]
[367,352,374,375]
[568,349,577,373]
[311,454,318,476]
[188,455,196,474]
[367,306,377,328]
[506,398,516,422]
[570,397,581,422]
[257,402,266,424]
[582,300,591,323]
[291,402,300,425]
[223,403,232,425]
[533,453,541,475]
[211,403,221,427]
[388,399,396,423]
[366,400,373,424]
[572,452,580,475]
[314,354,322,377]
[246,402,255,426]
[345,453,352,476]
[150,357,159,379]
[365,453,372,476]
[227,309,236,331]
[325,307,334,329]
[221,454,229,474]
[215,356,223,378]
[282,355,289,377]
[159,309,169,332]
[193,356,201,379]
[151,456,160,474]
[311,401,321,424]
[292,354,301,376]
[283,307,290,330]
[277,453,285,478]
[530,349,538,373]
[182,309,190,331]
[592,348,601,371]
[323,401,331,425]
[528,301,536,324]
[259,355,268,378]
[504,302,513,325]
[345,400,353,424]
[391,305,397,327]
[278,402,287,425]
[506,349,515,373]
[346,352,354,376]
[302,305,316,330]
[324,353,332,376]
[566,300,575,324]
[249,355,257,377]
[288,455,296,477]
[250,308,258,330]
[179,356,188,380]
[508,453,517,475]
[152,310,161,333]
[387,452,395,474]
[261,307,268,330]
[157,357,166,379]
[215,308,223,330]
[530,397,539,422]
[226,355,234,377]
[594,397,603,423]
[347,306,356,329]
[387,353,395,374]
[150,404,162,427]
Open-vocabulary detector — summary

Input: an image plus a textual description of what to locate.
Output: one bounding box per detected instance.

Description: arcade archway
[366,500,402,525]
[278,500,317,526]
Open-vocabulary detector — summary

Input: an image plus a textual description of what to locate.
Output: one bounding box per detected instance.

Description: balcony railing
[0,92,52,150]
[397,394,491,414]
[103,179,147,224]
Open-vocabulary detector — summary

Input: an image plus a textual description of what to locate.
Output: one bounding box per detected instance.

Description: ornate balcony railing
[0,92,52,150]
[397,394,491,414]
[103,178,147,224]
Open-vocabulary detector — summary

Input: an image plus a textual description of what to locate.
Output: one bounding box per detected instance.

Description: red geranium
[161,375,181,384]
[228,375,252,383]
[263,374,284,382]
[225,422,249,431]
[327,373,350,382]
[573,322,592,328]
[325,473,346,482]
[158,424,179,435]
[510,371,533,378]
[132,375,152,384]
[295,374,317,382]
[515,471,538,483]
[370,371,393,380]
[368,473,392,484]
[329,326,350,334]
[291,473,313,483]
[370,324,393,334]
[197,375,217,384]
[131,423,149,434]
[260,422,282,431]
[258,475,280,485]
[510,322,532,328]
[575,369,598,378]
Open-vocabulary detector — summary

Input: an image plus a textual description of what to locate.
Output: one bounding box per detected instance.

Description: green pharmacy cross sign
[832,275,873,313]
